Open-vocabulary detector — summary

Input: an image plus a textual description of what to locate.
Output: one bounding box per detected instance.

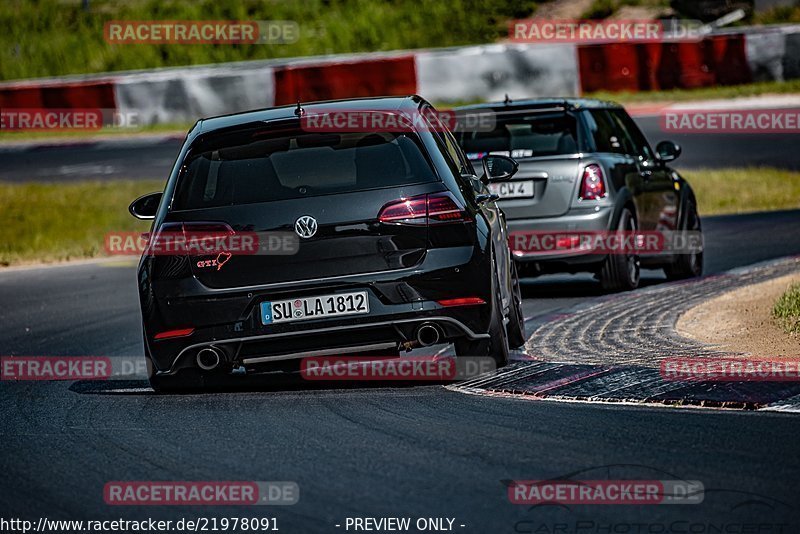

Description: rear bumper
[140,246,495,374]
[153,314,488,375]
[507,206,615,265]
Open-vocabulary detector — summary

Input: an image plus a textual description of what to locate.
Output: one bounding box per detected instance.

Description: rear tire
[506,260,527,349]
[598,207,640,292]
[664,199,703,281]
[454,270,509,367]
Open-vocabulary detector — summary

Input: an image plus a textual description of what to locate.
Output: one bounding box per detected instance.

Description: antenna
[294,100,304,117]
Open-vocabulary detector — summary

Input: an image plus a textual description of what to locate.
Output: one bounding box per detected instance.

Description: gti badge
[196,251,232,271]
[294,215,318,238]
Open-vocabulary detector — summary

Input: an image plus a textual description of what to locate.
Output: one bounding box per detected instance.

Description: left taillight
[146,222,235,256]
[154,328,194,340]
[378,192,471,225]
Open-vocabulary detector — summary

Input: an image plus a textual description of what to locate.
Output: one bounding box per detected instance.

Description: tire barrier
[0,80,116,110]
[272,55,416,106]
[577,34,751,93]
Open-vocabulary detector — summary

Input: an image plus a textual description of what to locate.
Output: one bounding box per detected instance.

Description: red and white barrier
[415,43,579,104]
[114,64,275,125]
[1,25,798,126]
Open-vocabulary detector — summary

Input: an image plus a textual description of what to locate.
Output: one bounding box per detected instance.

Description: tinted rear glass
[456,112,579,161]
[173,128,437,210]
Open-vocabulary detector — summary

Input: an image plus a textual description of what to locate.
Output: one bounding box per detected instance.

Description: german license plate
[489,180,534,199]
[261,291,369,325]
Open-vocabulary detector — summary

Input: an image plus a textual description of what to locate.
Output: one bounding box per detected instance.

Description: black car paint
[134,96,518,379]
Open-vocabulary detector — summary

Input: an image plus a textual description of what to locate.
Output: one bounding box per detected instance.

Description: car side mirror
[655,140,682,162]
[481,155,519,183]
[129,192,162,220]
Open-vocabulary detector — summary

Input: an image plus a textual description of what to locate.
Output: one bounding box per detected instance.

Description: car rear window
[172,128,437,210]
[457,112,579,161]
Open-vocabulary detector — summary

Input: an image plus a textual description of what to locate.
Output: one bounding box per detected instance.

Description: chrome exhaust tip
[196,347,222,371]
[416,323,441,347]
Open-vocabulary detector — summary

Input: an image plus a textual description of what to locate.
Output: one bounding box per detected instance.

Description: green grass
[0,0,538,81]
[586,80,800,105]
[0,122,193,142]
[1,167,798,266]
[4,0,800,82]
[756,3,800,25]
[682,167,800,216]
[0,180,161,266]
[582,0,669,20]
[773,283,800,335]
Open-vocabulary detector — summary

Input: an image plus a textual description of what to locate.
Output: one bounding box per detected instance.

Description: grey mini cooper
[454,98,702,291]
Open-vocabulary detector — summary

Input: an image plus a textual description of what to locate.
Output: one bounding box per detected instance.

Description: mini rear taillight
[579,164,607,200]
[378,192,470,225]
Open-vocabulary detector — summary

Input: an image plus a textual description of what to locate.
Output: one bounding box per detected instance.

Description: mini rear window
[456,112,579,160]
[172,128,437,210]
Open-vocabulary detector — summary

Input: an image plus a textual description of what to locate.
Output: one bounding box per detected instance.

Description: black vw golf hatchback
[129,96,525,391]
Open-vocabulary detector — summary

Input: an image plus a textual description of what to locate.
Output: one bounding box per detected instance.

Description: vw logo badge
[294,215,318,239]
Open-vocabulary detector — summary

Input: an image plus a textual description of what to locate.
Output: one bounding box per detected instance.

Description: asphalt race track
[2,207,800,530]
[1,117,799,182]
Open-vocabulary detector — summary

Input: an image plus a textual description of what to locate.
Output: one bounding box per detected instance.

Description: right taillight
[427,192,472,223]
[579,164,607,200]
[378,192,471,225]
